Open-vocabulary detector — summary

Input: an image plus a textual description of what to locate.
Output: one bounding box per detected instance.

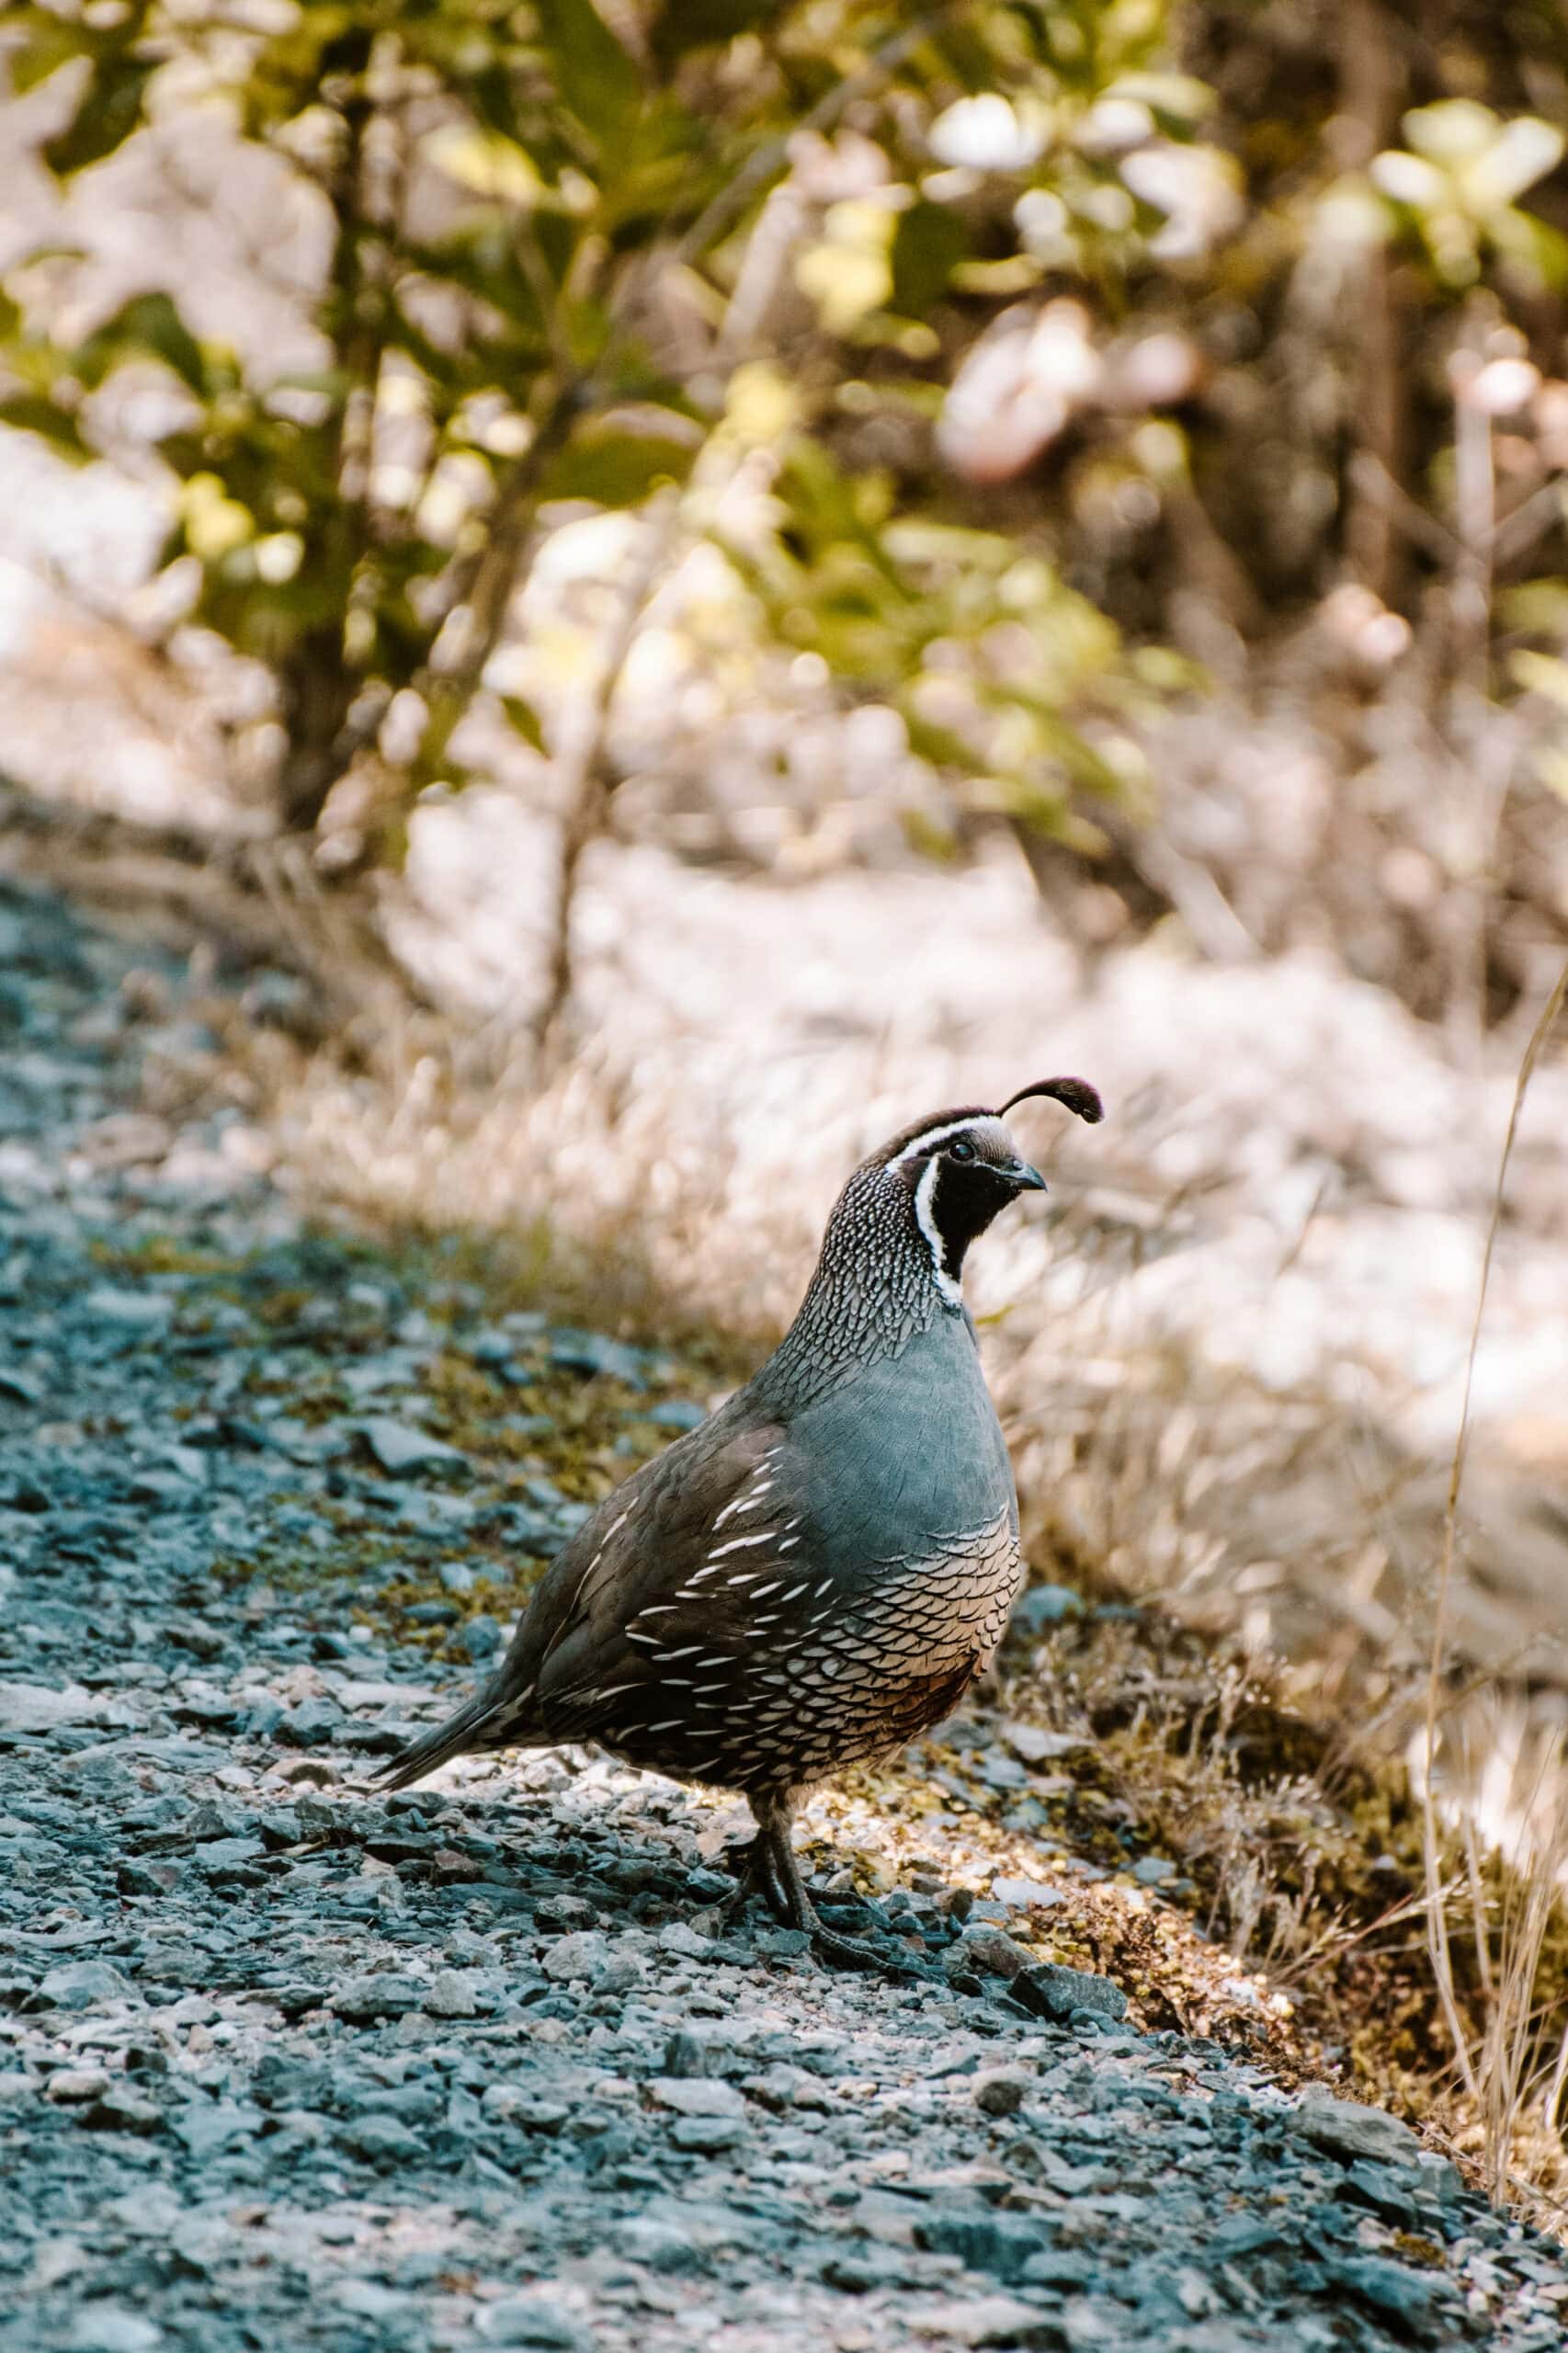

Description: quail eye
[949,1138,976,1163]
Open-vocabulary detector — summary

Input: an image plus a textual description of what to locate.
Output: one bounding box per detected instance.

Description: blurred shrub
[2,0,1566,1004]
[0,0,1200,873]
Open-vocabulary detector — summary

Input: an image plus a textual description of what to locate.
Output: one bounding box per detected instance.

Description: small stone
[69,2306,163,2353]
[82,1287,175,1329]
[668,2114,744,2153]
[335,2280,409,2321]
[276,1697,341,1748]
[0,1681,106,1734]
[1003,1722,1087,1759]
[548,1329,645,1387]
[990,1876,1064,1911]
[972,2067,1030,2118]
[358,1417,470,1479]
[619,2217,703,2273]
[38,1961,138,2013]
[329,1972,423,2020]
[170,2099,258,2157]
[643,1399,707,1431]
[907,2292,1059,2345]
[1012,1961,1127,2023]
[947,1924,1033,1983]
[656,1922,710,1959]
[48,2068,111,2104]
[482,2088,570,2134]
[541,1930,609,1984]
[648,2076,746,2119]
[917,2211,1052,2284]
[424,1968,480,2018]
[1009,1586,1083,1634]
[83,2087,165,2136]
[1290,2088,1423,2168]
[1325,2254,1443,2330]
[475,2293,592,2348]
[663,2029,710,2078]
[340,2114,424,2165]
[460,1614,502,1659]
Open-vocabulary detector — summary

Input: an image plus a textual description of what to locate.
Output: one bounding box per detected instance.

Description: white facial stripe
[914,1156,963,1307]
[886,1112,1014,1172]
[886,1117,982,1170]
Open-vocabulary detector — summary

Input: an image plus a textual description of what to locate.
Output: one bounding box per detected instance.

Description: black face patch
[918,1151,1019,1289]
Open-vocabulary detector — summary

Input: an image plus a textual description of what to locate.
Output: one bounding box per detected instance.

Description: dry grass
[1418,954,1568,2222]
[181,941,1568,2223]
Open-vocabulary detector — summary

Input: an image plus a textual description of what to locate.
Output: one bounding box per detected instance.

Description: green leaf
[0,394,92,460]
[649,0,787,64]
[534,0,641,151]
[80,292,207,393]
[500,694,548,752]
[899,708,983,773]
[44,57,154,176]
[10,16,87,96]
[889,201,970,315]
[540,419,698,506]
[997,697,1131,799]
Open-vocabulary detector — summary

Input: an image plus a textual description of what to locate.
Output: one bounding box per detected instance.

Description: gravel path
[3,876,1566,2353]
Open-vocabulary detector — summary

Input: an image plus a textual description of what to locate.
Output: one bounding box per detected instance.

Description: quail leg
[714,1828,790,1929]
[750,1790,919,1974]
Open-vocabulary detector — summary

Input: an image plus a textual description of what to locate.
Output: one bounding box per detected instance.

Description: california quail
[377,1076,1103,1950]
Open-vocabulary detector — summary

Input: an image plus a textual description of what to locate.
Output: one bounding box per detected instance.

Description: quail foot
[376,1076,1104,1961]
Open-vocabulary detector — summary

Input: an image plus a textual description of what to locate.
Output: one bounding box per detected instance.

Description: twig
[531,492,682,1056]
[670,6,959,272]
[1420,954,1568,2126]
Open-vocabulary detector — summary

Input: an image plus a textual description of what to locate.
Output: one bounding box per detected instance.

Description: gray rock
[276,1696,341,1747]
[541,1929,609,1984]
[990,1876,1065,1911]
[329,1972,424,2020]
[482,2087,570,2134]
[0,1681,112,1734]
[1290,2087,1423,2168]
[358,1416,470,1478]
[1014,1961,1128,2023]
[548,1330,645,1387]
[904,2293,1060,2345]
[648,2076,746,2119]
[47,2067,112,2103]
[972,2066,1030,2117]
[668,2114,744,2153]
[916,2208,1053,2283]
[947,1924,1034,1982]
[69,2307,163,2353]
[424,1967,481,2018]
[475,2294,592,2348]
[170,2099,260,2157]
[82,1288,176,1329]
[642,1399,707,1431]
[1009,1586,1084,1633]
[340,2114,426,2165]
[37,1960,138,2012]
[1325,2254,1447,2332]
[82,2087,165,2135]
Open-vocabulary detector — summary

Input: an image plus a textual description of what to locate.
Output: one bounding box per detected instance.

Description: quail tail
[373,1687,506,1793]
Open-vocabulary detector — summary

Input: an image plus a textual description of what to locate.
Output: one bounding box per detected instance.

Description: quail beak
[1006,1160,1047,1193]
